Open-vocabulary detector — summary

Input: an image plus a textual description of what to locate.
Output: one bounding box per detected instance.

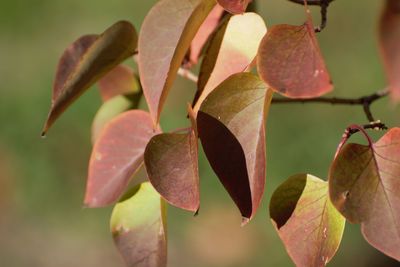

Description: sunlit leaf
[197,72,273,223]
[138,0,215,124]
[217,0,252,14]
[257,18,333,98]
[189,4,225,65]
[43,21,138,135]
[193,12,266,113]
[144,130,199,212]
[329,127,400,260]
[111,182,167,267]
[91,94,141,143]
[85,110,158,207]
[270,174,345,267]
[379,0,400,100]
[98,65,140,102]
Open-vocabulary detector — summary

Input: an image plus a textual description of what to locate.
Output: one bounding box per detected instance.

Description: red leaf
[329,128,400,260]
[85,110,158,207]
[189,5,225,65]
[197,73,273,223]
[138,0,215,124]
[217,0,252,14]
[43,21,138,135]
[379,0,400,100]
[144,130,200,212]
[98,65,140,102]
[257,20,333,98]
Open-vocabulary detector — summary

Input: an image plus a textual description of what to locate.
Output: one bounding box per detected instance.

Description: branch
[272,88,389,122]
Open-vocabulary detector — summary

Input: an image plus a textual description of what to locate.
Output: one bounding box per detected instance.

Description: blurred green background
[1,0,400,266]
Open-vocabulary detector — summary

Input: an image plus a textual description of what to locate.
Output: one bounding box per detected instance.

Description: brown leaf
[138,0,215,124]
[85,110,158,207]
[111,182,167,267]
[144,130,199,212]
[217,0,252,14]
[189,5,225,65]
[329,127,400,260]
[257,19,333,98]
[98,65,140,102]
[379,0,400,100]
[193,12,266,113]
[270,174,345,267]
[197,73,273,222]
[43,21,138,135]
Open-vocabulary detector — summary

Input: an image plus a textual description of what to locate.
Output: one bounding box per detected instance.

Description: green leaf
[110,182,167,267]
[193,12,266,113]
[144,130,199,212]
[197,72,273,223]
[270,174,345,267]
[329,127,400,261]
[42,21,138,135]
[85,110,158,207]
[257,17,333,98]
[138,0,215,124]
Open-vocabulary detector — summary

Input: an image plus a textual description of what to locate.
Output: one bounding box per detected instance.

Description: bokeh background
[1,0,400,266]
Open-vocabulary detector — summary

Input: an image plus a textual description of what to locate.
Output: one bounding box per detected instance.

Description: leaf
[197,72,273,222]
[138,0,215,124]
[329,127,400,260]
[42,21,138,135]
[98,65,141,102]
[193,12,266,113]
[110,182,167,267]
[85,110,158,207]
[91,94,141,143]
[144,130,199,212]
[270,174,345,267]
[379,0,400,100]
[217,0,252,14]
[257,19,333,98]
[189,4,225,65]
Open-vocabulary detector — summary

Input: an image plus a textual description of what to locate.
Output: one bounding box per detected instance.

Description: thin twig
[272,88,389,122]
[178,68,198,83]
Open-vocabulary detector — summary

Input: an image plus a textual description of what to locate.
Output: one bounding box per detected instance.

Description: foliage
[42,0,400,266]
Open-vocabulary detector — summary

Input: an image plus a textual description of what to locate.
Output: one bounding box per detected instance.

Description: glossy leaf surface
[257,20,332,98]
[329,128,400,260]
[189,4,225,65]
[43,21,138,135]
[85,110,157,207]
[379,0,400,100]
[194,12,266,112]
[217,0,251,14]
[138,0,215,124]
[144,131,199,212]
[198,73,273,222]
[111,182,167,267]
[270,174,345,267]
[98,65,140,102]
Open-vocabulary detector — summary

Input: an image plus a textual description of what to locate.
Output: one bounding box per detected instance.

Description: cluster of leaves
[42,0,400,266]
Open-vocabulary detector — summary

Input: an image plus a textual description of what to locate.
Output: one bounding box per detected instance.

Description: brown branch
[272,88,389,122]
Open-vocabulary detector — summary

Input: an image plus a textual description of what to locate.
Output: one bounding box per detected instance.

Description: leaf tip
[241,217,250,227]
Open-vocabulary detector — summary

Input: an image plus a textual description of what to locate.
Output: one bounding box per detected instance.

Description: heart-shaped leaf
[270,174,345,267]
[144,130,199,212]
[193,12,266,113]
[197,72,273,223]
[189,4,225,65]
[379,0,400,100]
[98,65,140,102]
[110,182,167,267]
[217,0,252,14]
[257,18,333,98]
[85,110,158,207]
[138,0,215,124]
[329,127,400,260]
[42,21,138,135]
